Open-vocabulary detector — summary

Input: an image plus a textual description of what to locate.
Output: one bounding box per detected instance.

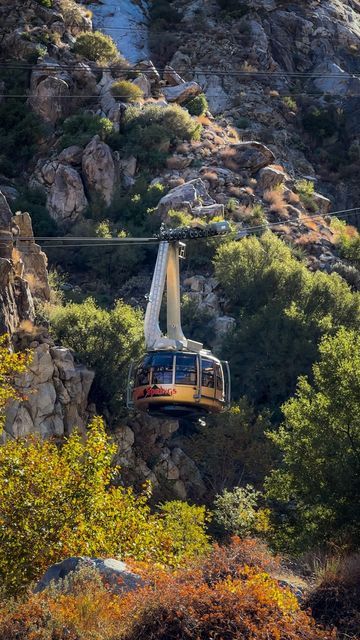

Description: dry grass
[286,190,301,205]
[197,115,212,126]
[176,143,190,154]
[264,189,288,217]
[305,553,360,640]
[201,170,219,185]
[24,272,37,292]
[228,186,243,198]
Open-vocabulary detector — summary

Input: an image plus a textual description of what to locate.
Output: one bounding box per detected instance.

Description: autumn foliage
[0,334,30,429]
[0,539,333,640]
[0,417,209,595]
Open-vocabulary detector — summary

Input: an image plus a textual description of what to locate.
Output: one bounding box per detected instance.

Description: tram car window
[175,354,197,385]
[202,359,215,388]
[151,353,174,384]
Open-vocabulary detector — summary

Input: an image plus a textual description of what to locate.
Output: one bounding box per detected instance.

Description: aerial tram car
[127,221,231,419]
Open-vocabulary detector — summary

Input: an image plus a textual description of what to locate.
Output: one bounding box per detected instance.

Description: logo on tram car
[135,385,177,399]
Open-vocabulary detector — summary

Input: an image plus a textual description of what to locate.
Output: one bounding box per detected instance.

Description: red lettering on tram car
[134,386,177,400]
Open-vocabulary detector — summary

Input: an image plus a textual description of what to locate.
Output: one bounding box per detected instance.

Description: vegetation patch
[73,30,119,62]
[60,113,114,149]
[111,80,144,102]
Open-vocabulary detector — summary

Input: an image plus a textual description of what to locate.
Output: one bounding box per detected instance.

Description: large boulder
[312,62,360,97]
[46,163,88,223]
[82,136,116,206]
[163,81,202,104]
[257,166,286,191]
[29,75,71,124]
[35,557,144,594]
[220,141,275,172]
[58,145,83,166]
[157,178,215,216]
[4,343,94,439]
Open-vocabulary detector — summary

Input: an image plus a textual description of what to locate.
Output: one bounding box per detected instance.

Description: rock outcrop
[114,414,206,501]
[3,343,94,440]
[0,201,94,441]
[82,136,116,206]
[35,557,143,594]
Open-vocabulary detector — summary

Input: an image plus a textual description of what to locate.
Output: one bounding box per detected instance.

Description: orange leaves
[0,538,332,640]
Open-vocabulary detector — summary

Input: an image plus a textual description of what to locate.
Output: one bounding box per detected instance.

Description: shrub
[149,0,181,24]
[36,0,52,6]
[60,113,114,148]
[0,417,210,595]
[0,99,43,177]
[49,298,143,416]
[111,80,144,102]
[294,178,317,211]
[59,0,92,29]
[124,104,201,142]
[73,30,118,62]
[119,543,326,640]
[214,232,360,410]
[265,327,360,552]
[187,401,274,496]
[282,96,297,112]
[306,553,360,639]
[185,93,208,116]
[213,485,267,538]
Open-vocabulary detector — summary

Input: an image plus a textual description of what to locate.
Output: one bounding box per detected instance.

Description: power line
[11,207,360,249]
[1,62,359,78]
[3,91,360,98]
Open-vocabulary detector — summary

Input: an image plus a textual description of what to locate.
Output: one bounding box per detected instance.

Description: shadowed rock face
[82,135,116,206]
[0,198,95,441]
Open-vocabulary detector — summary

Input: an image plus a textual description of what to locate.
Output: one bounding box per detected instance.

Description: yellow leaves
[0,334,32,431]
[0,416,210,595]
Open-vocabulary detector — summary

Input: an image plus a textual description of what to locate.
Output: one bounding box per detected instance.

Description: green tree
[49,298,144,416]
[214,233,360,409]
[185,400,274,496]
[265,328,360,551]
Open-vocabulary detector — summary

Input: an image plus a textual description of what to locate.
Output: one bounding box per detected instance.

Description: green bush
[60,113,114,148]
[302,105,344,141]
[294,179,317,212]
[0,99,43,177]
[213,485,263,537]
[36,0,52,6]
[73,30,118,62]
[149,0,181,24]
[11,188,58,237]
[112,104,200,169]
[124,104,201,142]
[111,80,144,102]
[185,93,208,116]
[49,298,144,417]
[214,232,360,410]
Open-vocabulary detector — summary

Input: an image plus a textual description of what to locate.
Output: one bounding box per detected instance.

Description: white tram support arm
[144,241,203,352]
[166,243,186,343]
[144,241,169,350]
